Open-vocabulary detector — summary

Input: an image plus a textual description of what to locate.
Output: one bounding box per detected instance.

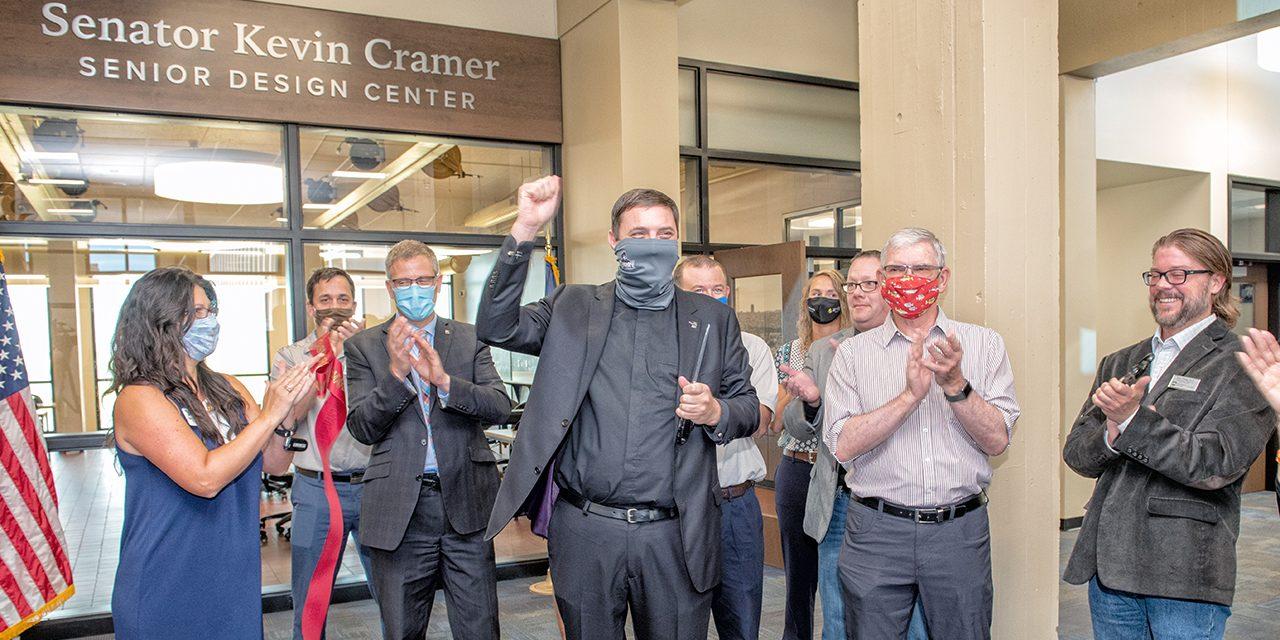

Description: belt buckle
[626,508,640,524]
[806,450,816,464]
[914,507,944,524]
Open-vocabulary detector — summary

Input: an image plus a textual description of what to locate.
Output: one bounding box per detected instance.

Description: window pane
[0,106,286,227]
[302,242,547,387]
[1230,185,1266,253]
[298,128,552,235]
[706,72,858,161]
[679,67,698,148]
[0,237,291,432]
[707,161,860,246]
[680,157,702,242]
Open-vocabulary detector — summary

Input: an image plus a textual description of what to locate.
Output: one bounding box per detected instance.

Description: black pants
[776,455,818,640]
[364,483,499,640]
[547,496,712,640]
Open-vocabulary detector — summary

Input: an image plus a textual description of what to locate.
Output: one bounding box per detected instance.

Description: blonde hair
[797,269,852,351]
[385,240,439,274]
[1151,228,1238,328]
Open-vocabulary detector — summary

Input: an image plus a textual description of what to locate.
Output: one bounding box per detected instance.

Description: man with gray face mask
[477,176,760,640]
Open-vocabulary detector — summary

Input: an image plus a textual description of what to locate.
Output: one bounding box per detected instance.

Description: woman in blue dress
[107,267,318,639]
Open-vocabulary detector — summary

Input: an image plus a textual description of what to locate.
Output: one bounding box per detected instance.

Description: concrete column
[558,0,680,284]
[45,240,86,433]
[859,1,1060,637]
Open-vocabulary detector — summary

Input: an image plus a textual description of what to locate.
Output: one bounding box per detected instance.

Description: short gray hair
[385,240,440,274]
[882,228,946,267]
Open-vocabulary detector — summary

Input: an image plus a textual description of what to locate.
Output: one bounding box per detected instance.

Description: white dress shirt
[715,331,778,487]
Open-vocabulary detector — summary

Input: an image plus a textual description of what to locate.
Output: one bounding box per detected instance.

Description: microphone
[676,324,712,446]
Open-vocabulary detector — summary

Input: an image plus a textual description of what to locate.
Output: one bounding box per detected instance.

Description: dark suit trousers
[712,489,764,640]
[548,497,712,640]
[365,483,498,640]
[776,455,819,640]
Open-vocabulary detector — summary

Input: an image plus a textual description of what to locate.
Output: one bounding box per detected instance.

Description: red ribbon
[300,335,348,640]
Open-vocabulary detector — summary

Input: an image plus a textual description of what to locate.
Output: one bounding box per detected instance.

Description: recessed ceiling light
[332,170,387,180]
[20,151,79,163]
[27,178,86,186]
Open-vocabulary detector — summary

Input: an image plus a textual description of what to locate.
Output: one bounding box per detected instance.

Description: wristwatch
[944,380,973,403]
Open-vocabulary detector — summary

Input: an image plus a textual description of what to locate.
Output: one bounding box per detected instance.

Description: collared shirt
[716,331,778,488]
[822,310,1021,508]
[555,300,680,508]
[270,332,371,473]
[403,316,446,473]
[1107,314,1217,450]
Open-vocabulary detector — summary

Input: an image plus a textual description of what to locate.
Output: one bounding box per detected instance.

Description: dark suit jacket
[475,237,759,593]
[345,317,513,550]
[1063,319,1275,606]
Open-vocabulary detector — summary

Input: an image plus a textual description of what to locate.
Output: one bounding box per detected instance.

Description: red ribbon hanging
[300,335,348,640]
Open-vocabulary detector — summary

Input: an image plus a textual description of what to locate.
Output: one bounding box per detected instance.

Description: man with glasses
[345,240,514,640]
[1064,228,1274,640]
[268,267,370,639]
[822,228,1020,639]
[673,255,778,640]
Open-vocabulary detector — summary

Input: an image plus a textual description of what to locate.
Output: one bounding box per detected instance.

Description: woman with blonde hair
[772,268,851,640]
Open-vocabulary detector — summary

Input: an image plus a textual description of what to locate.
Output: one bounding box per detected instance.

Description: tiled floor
[43,449,1280,638]
[47,449,545,619]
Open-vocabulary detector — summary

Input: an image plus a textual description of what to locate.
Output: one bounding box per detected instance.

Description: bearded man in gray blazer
[1064,228,1275,640]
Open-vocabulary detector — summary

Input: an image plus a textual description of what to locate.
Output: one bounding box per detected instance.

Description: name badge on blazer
[1168,375,1201,392]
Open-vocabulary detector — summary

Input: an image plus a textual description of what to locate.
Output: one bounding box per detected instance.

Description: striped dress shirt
[822,311,1020,508]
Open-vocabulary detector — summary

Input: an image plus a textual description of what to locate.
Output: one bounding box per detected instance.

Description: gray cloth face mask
[613,238,679,310]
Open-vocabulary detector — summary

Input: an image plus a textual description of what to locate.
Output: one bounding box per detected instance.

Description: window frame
[678,59,862,262]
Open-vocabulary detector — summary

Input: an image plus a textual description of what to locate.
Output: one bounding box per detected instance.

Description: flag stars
[0,336,9,346]
[0,350,8,361]
[1,321,12,332]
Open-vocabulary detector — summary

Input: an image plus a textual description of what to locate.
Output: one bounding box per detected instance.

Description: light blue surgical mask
[715,295,730,305]
[182,315,220,362]
[394,284,436,322]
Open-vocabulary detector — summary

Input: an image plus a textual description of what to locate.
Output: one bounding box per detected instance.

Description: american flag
[0,251,74,639]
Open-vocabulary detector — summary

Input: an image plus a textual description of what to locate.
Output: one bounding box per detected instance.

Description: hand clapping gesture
[1238,327,1280,413]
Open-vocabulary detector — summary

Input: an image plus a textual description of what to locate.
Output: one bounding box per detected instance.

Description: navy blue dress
[111,416,263,639]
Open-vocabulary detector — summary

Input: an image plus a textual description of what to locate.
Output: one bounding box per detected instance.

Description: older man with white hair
[822,227,1020,639]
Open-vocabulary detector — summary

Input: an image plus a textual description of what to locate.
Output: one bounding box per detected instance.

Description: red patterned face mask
[881,274,943,319]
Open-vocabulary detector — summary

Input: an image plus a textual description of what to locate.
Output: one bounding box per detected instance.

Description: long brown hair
[1151,228,1239,328]
[797,269,852,351]
[107,267,248,444]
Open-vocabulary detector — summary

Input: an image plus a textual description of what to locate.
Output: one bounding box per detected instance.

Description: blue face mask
[394,284,436,322]
[182,315,220,362]
[715,295,730,305]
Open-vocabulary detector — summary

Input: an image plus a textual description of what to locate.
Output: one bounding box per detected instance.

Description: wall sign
[0,1,562,143]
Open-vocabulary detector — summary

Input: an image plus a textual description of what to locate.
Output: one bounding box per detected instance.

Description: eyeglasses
[192,306,219,319]
[389,275,439,290]
[1141,269,1211,286]
[883,264,942,279]
[842,280,880,293]
[692,285,729,297]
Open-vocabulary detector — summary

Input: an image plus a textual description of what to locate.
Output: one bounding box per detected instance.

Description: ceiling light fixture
[154,155,283,205]
[806,217,836,229]
[332,170,388,180]
[1259,27,1280,72]
[20,151,79,163]
[302,203,333,210]
[27,178,86,186]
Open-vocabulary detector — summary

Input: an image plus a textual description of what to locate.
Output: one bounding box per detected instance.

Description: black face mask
[807,297,842,325]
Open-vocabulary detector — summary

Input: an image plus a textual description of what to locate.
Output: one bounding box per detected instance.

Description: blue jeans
[290,472,374,640]
[712,489,765,640]
[817,490,847,640]
[1088,577,1230,640]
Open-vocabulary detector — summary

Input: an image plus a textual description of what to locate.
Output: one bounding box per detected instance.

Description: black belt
[559,486,677,524]
[415,472,441,490]
[855,493,986,524]
[296,467,364,483]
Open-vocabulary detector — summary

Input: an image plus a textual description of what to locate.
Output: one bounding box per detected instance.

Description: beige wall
[558,0,680,284]
[860,0,1061,637]
[677,0,858,81]
[256,0,559,38]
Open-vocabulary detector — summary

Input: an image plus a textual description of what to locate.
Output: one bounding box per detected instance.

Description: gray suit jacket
[782,328,855,542]
[345,317,514,550]
[476,236,760,593]
[1063,319,1275,606]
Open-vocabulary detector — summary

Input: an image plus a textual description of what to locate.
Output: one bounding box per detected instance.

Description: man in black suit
[346,240,513,640]
[476,176,760,640]
[1064,228,1275,640]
